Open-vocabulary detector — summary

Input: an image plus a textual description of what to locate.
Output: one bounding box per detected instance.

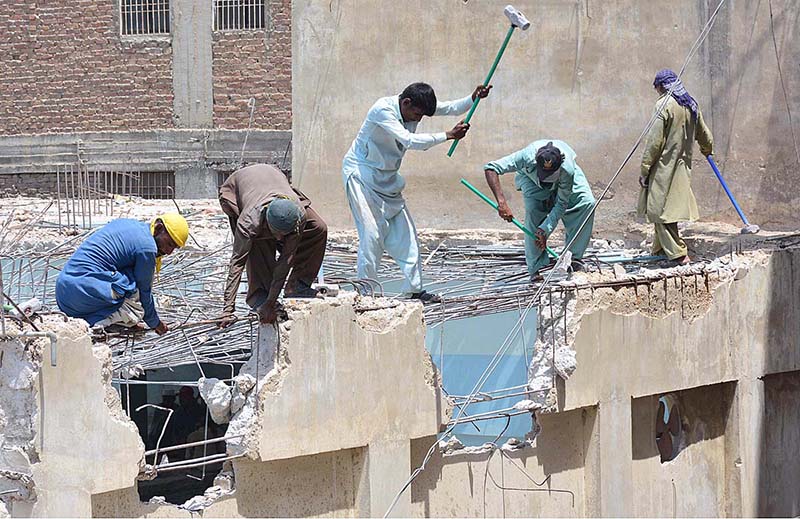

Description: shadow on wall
[760,372,800,517]
[758,248,800,515]
[410,405,597,517]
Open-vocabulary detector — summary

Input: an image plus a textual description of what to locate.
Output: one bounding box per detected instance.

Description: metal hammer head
[740,224,760,235]
[504,5,531,30]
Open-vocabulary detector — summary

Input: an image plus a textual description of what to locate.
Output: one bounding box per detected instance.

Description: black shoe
[571,259,585,272]
[410,291,442,304]
[284,280,320,299]
[284,286,320,298]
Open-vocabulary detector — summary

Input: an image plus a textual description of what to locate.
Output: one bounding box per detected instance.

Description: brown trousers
[220,193,327,307]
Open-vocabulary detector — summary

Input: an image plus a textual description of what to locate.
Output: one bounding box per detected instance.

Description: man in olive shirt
[219,164,328,325]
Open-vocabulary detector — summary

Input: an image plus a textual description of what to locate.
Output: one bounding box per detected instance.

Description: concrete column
[597,395,633,517]
[171,0,213,128]
[363,440,411,518]
[730,378,765,517]
[174,165,218,199]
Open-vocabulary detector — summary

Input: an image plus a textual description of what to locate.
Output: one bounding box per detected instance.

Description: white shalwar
[342,94,472,293]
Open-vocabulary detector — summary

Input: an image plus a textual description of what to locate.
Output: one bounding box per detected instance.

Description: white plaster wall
[250,295,441,462]
[30,320,144,517]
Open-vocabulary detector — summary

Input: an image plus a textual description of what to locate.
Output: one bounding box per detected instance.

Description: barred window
[121,0,170,36]
[213,0,266,31]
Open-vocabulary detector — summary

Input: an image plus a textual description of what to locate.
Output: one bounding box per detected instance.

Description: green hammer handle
[460,178,558,259]
[447,25,516,158]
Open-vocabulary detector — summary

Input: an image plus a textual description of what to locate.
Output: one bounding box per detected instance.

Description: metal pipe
[0,331,57,367]
[143,434,244,456]
[149,454,245,474]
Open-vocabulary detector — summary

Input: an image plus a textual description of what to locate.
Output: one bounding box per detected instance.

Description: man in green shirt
[484,140,595,278]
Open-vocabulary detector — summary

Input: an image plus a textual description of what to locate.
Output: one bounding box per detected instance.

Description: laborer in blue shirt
[55,214,189,334]
[483,140,596,277]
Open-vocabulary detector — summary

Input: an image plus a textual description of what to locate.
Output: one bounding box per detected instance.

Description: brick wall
[0,0,173,135]
[211,0,291,130]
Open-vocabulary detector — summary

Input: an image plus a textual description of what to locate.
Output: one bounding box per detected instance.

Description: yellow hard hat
[151,213,189,247]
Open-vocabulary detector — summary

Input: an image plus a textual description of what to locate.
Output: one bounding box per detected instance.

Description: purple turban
[653,69,698,117]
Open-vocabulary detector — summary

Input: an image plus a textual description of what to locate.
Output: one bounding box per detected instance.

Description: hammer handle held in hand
[460,178,558,258]
[448,25,516,157]
[706,155,752,227]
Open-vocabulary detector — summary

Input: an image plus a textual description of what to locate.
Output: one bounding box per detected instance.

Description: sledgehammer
[447,5,531,157]
[706,155,760,234]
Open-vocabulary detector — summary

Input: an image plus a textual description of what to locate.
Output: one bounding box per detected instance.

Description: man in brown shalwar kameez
[218,164,327,325]
[638,69,713,265]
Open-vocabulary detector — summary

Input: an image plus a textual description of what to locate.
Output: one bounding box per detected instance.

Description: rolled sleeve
[484,148,531,176]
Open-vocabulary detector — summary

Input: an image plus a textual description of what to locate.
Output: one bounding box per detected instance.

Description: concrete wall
[292,0,800,231]
[92,449,368,518]
[11,249,800,517]
[248,296,441,463]
[0,318,144,517]
[0,129,291,198]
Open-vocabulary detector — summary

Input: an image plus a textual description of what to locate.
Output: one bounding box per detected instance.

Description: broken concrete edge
[0,316,148,515]
[0,319,44,509]
[226,292,441,460]
[527,250,769,420]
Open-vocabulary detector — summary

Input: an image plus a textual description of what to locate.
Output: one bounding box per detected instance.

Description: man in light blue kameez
[483,140,595,277]
[342,82,491,303]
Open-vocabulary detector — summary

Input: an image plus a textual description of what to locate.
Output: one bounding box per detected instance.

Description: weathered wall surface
[293,0,800,231]
[13,249,800,518]
[212,0,292,130]
[0,0,173,135]
[0,319,144,517]
[92,449,367,518]
[246,296,441,463]
[411,407,595,517]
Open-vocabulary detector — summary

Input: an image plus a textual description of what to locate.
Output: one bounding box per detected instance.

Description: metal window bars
[54,165,176,230]
[121,0,171,36]
[213,0,265,31]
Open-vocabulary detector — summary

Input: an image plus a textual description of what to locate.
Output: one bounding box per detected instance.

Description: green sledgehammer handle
[447,25,516,157]
[460,178,558,259]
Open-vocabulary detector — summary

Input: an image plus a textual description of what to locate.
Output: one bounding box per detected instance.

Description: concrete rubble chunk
[198,377,232,424]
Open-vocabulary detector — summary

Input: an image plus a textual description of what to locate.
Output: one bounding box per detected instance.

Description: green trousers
[652,222,688,260]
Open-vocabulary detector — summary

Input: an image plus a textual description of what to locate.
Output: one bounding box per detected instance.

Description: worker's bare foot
[672,255,691,266]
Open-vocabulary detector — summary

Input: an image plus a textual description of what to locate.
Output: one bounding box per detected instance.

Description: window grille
[213,0,266,31]
[121,0,171,36]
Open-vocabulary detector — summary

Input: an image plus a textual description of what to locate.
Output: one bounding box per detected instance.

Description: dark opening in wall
[631,382,735,465]
[118,362,240,506]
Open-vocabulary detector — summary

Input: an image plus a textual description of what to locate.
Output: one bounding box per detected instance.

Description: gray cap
[265,198,303,233]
